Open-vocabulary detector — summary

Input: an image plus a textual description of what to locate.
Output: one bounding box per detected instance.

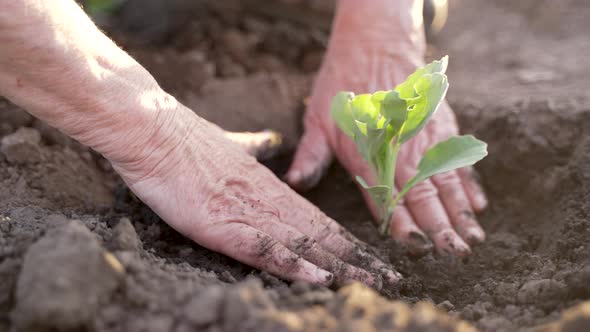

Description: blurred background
[77,0,588,156]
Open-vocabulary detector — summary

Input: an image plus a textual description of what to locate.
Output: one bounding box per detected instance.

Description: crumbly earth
[1,0,590,331]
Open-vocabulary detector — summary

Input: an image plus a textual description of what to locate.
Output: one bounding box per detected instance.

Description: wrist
[0,0,174,164]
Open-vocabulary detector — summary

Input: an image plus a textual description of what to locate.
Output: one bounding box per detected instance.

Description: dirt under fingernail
[405,232,433,257]
[382,269,402,285]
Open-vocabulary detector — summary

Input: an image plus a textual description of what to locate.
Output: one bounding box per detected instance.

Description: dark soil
[2,0,590,331]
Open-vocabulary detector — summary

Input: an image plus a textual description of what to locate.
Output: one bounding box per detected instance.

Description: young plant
[331,56,488,235]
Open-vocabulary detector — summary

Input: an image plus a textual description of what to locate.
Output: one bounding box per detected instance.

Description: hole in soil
[303,98,590,329]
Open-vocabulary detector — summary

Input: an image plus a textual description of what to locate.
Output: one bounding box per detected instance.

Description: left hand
[285,0,488,256]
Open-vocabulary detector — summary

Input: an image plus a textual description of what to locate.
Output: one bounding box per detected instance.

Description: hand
[0,0,400,288]
[285,1,488,257]
[110,102,400,288]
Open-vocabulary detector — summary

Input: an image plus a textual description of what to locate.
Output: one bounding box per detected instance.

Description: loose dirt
[1,0,590,331]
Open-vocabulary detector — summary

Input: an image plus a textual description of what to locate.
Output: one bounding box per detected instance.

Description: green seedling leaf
[329,56,488,237]
[356,176,392,212]
[379,90,407,136]
[395,56,448,100]
[356,176,393,227]
[85,0,122,15]
[396,135,488,202]
[331,91,355,137]
[351,94,382,129]
[399,73,448,143]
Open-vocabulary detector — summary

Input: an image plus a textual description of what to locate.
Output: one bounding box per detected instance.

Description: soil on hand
[1,0,590,331]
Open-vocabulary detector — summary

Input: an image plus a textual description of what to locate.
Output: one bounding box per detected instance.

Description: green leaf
[370,91,389,106]
[395,56,448,100]
[356,176,392,210]
[348,93,391,164]
[399,73,449,143]
[379,90,408,136]
[351,120,370,160]
[351,94,381,129]
[85,0,122,14]
[396,135,488,202]
[330,91,355,138]
[329,56,488,237]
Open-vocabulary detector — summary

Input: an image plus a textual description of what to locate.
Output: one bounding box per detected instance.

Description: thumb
[285,121,332,191]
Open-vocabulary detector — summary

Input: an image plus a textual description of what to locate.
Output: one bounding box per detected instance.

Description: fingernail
[452,241,472,257]
[316,269,334,286]
[287,168,324,191]
[383,269,402,284]
[474,193,488,209]
[406,231,433,257]
[285,170,301,185]
[466,226,486,245]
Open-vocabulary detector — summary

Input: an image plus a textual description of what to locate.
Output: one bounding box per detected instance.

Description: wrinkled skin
[286,0,488,256]
[0,0,487,288]
[112,103,401,288]
[0,0,400,287]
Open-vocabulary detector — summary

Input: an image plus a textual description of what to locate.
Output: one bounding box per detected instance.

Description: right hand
[0,0,399,288]
[110,100,400,289]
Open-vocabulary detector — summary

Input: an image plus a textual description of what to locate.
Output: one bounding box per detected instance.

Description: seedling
[331,56,487,235]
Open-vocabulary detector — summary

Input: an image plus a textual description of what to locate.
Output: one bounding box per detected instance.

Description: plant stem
[381,176,411,235]
[378,207,393,235]
[378,142,401,236]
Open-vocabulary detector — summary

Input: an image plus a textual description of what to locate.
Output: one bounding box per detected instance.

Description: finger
[390,203,433,257]
[401,177,472,257]
[457,167,488,212]
[209,223,334,286]
[432,171,485,245]
[253,219,382,289]
[280,201,401,286]
[313,220,401,286]
[224,130,282,161]
[285,120,332,191]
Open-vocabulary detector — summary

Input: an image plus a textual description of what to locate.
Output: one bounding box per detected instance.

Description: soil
[1,0,590,331]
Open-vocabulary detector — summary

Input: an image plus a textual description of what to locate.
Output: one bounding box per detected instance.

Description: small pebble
[437,300,455,312]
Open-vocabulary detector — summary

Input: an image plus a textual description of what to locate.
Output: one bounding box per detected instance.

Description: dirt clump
[12,220,123,331]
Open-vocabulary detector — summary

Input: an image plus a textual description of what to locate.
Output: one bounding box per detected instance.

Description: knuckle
[345,246,380,270]
[291,235,318,255]
[456,210,477,224]
[441,186,467,205]
[434,172,461,187]
[254,234,281,259]
[460,167,483,184]
[406,180,438,204]
[296,241,346,276]
[250,235,294,270]
[255,236,303,274]
[205,176,279,225]
[314,224,336,244]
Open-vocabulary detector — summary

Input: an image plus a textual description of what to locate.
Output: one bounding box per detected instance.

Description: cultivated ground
[1,0,590,331]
